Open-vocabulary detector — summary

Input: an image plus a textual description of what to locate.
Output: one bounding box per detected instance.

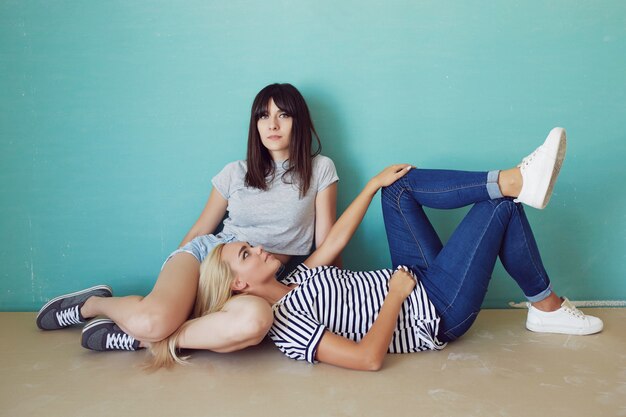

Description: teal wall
[1,1,625,311]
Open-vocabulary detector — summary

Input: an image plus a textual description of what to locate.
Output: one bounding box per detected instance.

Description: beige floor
[1,309,625,417]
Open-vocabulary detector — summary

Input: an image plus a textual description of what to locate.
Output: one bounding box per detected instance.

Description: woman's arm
[176,295,273,352]
[314,183,342,267]
[305,165,411,269]
[315,268,416,371]
[179,188,228,247]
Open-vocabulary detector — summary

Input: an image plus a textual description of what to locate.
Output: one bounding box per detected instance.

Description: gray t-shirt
[211,155,339,255]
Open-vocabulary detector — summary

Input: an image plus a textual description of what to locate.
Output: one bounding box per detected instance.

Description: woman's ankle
[531,293,562,312]
[498,167,522,197]
[80,296,98,319]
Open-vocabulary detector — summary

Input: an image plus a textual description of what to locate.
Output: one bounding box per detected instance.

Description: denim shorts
[161,232,237,269]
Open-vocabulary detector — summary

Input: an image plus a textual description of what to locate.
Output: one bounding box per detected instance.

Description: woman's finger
[394,165,412,178]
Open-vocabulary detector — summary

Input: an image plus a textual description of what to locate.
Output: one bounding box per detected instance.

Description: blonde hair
[146,243,236,369]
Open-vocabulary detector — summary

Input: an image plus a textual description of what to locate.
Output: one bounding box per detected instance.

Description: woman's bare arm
[314,268,416,371]
[179,188,228,247]
[176,295,273,352]
[305,165,411,269]
[314,182,342,267]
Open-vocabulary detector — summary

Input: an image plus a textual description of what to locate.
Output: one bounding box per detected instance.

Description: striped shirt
[269,264,447,364]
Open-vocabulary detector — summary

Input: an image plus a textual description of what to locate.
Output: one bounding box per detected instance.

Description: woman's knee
[488,197,516,208]
[381,184,394,203]
[381,181,404,206]
[485,198,518,219]
[129,256,199,341]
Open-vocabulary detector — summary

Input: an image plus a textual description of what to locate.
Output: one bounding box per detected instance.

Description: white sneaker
[526,298,603,335]
[514,127,567,209]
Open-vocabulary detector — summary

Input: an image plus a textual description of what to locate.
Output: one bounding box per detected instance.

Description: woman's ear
[231,277,247,292]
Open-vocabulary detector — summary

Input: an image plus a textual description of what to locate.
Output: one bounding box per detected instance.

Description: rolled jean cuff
[486,170,503,199]
[526,285,553,303]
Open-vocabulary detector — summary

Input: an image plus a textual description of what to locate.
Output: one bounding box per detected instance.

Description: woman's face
[221,242,282,292]
[256,98,293,161]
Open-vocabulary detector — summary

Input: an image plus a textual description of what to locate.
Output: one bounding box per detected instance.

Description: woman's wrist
[385,290,406,305]
[364,179,381,196]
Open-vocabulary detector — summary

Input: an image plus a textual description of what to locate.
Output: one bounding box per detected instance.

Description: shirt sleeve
[279,263,310,285]
[211,162,236,199]
[270,306,326,364]
[315,156,339,192]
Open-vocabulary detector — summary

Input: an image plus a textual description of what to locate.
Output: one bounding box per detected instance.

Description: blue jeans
[381,169,553,343]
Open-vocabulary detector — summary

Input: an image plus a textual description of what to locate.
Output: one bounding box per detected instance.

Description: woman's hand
[389,267,416,300]
[315,265,417,371]
[368,164,413,191]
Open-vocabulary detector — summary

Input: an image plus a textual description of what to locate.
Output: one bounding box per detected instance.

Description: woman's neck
[249,279,292,305]
[269,150,289,163]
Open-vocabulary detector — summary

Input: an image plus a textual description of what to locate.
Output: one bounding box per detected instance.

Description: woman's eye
[279,113,290,118]
[259,113,269,119]
[243,251,249,259]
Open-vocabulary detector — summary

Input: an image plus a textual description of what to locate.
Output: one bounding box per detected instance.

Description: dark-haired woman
[36,83,340,354]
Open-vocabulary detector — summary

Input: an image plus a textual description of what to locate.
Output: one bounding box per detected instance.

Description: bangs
[252,84,299,119]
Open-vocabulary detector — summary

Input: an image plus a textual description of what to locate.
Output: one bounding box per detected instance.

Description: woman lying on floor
[154,127,603,371]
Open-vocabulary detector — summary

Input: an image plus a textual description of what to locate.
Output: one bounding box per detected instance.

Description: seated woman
[157,127,603,371]
[35,83,340,354]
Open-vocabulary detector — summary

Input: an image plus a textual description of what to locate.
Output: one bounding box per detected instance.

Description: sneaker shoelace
[519,148,541,170]
[562,302,586,320]
[56,305,82,327]
[106,332,137,351]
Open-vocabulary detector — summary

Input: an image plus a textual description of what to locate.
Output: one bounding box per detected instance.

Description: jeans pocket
[443,312,479,342]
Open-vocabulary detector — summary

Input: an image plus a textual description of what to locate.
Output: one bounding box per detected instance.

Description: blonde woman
[158,128,602,370]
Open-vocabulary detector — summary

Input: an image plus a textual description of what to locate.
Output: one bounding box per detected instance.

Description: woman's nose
[255,245,264,254]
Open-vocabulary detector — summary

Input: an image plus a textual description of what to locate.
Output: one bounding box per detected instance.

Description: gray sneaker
[36,285,112,330]
[81,319,142,351]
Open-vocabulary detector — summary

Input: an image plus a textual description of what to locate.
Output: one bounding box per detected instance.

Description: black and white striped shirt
[269,264,446,364]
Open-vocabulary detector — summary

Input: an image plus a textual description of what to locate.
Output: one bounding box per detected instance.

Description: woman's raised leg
[419,198,602,341]
[81,252,200,342]
[381,168,503,270]
[419,199,551,341]
[78,248,278,354]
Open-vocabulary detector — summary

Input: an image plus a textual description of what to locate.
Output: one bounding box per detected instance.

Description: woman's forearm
[322,181,379,256]
[315,290,405,371]
[306,165,411,269]
[176,295,273,352]
[315,268,416,371]
[355,291,405,369]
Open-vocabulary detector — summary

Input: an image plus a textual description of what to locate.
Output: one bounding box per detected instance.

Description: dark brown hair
[244,83,321,198]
